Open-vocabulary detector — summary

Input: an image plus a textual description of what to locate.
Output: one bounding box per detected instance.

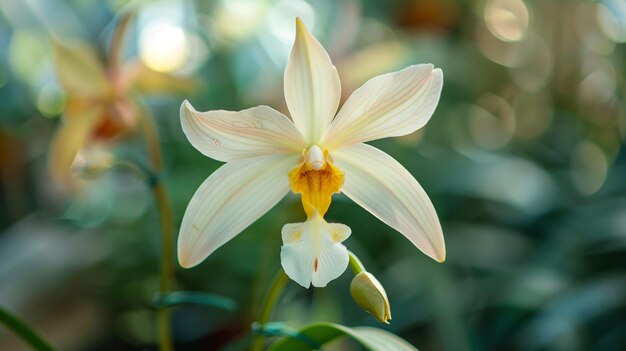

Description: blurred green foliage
[0,0,625,350]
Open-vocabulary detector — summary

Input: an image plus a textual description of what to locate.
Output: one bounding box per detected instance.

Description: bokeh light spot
[571,141,608,195]
[213,0,268,42]
[578,56,617,105]
[267,0,316,44]
[139,20,190,73]
[575,3,616,55]
[469,94,516,150]
[484,0,529,42]
[509,35,553,92]
[513,91,553,139]
[597,0,626,43]
[37,83,66,118]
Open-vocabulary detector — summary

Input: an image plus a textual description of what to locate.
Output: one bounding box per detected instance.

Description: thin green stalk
[113,159,154,182]
[140,106,174,351]
[348,251,365,274]
[0,306,56,351]
[251,270,289,351]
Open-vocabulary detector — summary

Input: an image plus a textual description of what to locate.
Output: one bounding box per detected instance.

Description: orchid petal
[284,18,341,143]
[280,216,351,288]
[322,64,443,149]
[332,143,445,262]
[52,39,109,96]
[178,153,299,268]
[49,101,104,190]
[180,100,306,162]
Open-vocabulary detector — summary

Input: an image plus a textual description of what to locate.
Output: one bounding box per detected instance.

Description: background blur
[1,0,626,350]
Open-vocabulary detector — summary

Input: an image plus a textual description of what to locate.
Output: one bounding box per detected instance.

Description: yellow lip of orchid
[288,146,344,219]
[178,17,445,288]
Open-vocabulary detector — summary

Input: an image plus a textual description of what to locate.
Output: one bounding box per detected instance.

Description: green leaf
[0,305,57,351]
[267,322,418,351]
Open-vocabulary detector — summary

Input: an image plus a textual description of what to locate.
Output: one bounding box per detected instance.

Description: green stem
[348,251,365,274]
[251,270,289,351]
[0,306,56,351]
[140,105,174,351]
[113,159,155,183]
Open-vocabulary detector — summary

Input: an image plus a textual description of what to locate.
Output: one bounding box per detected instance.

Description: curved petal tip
[295,17,305,31]
[177,244,202,269]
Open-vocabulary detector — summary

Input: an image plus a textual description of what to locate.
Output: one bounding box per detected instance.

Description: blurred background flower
[48,11,195,191]
[0,0,625,350]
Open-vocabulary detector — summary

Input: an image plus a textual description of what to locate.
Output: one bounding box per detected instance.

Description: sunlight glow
[139,20,190,73]
[214,0,268,41]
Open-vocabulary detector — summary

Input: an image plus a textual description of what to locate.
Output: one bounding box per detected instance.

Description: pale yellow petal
[49,102,104,190]
[332,143,446,262]
[284,18,341,143]
[180,100,306,162]
[51,39,109,96]
[178,153,299,268]
[322,64,443,149]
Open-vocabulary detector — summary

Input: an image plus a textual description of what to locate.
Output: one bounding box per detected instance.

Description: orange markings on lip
[288,149,344,219]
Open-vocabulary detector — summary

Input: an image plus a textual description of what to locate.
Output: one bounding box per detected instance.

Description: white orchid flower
[178,18,445,288]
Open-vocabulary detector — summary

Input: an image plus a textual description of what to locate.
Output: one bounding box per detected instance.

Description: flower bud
[350,271,391,324]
